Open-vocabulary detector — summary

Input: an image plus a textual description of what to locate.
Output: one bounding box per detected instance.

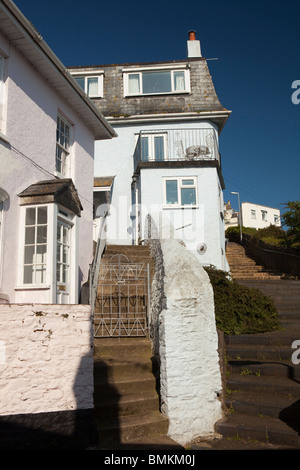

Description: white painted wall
[94,120,227,269]
[140,166,226,270]
[0,304,93,415]
[0,31,95,303]
[241,202,281,230]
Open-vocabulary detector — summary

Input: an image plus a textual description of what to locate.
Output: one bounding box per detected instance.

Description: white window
[261,210,267,221]
[163,177,197,208]
[56,115,71,176]
[274,214,279,224]
[73,73,103,98]
[23,206,48,284]
[124,66,190,96]
[251,209,256,219]
[139,133,167,161]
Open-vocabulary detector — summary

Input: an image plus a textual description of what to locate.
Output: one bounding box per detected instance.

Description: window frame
[22,205,49,286]
[251,209,256,219]
[56,115,72,177]
[163,176,198,209]
[72,71,104,98]
[124,65,190,97]
[136,132,168,161]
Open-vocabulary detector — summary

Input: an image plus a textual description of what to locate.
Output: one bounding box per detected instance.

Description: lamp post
[231,191,242,243]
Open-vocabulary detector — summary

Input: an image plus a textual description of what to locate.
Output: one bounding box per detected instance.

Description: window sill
[163,205,199,210]
[15,284,51,291]
[125,91,190,98]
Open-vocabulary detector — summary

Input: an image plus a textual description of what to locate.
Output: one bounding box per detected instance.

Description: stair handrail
[89,211,108,320]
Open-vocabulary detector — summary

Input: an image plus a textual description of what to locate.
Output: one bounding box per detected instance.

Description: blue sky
[14,0,300,216]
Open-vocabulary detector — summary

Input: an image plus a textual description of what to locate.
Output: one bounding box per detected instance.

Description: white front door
[56,219,71,304]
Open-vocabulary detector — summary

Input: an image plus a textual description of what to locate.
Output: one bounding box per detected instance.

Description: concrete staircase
[226,242,282,280]
[93,245,181,450]
[216,243,300,448]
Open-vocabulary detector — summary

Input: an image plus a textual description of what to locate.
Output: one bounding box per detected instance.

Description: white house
[0,0,116,305]
[69,32,231,271]
[240,202,281,230]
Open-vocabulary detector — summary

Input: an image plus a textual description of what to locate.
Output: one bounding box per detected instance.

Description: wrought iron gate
[93,254,150,337]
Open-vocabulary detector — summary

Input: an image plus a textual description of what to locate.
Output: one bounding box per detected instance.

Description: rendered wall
[0,31,95,302]
[0,303,96,448]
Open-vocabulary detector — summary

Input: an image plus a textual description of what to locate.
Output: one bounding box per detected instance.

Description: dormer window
[72,71,104,98]
[124,65,190,96]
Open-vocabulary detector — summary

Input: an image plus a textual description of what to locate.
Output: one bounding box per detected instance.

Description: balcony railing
[133,128,220,170]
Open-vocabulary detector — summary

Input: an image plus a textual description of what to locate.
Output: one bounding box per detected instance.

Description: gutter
[107,110,231,134]
[1,0,117,139]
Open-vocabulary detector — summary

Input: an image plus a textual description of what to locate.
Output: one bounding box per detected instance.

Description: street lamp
[231,191,243,243]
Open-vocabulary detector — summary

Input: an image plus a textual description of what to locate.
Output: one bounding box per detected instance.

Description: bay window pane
[24,245,34,264]
[36,245,47,264]
[26,207,36,226]
[25,226,35,245]
[37,207,47,225]
[166,180,178,205]
[24,265,33,284]
[143,71,171,94]
[181,187,196,205]
[37,225,47,243]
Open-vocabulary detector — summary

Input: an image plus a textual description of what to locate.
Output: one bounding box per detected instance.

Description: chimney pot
[188,30,196,41]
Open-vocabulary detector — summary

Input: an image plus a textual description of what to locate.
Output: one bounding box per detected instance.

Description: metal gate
[93,254,150,337]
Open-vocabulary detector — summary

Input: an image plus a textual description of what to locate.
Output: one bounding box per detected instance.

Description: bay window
[23,206,48,284]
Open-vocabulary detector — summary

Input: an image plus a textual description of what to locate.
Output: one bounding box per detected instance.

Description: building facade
[0,0,116,304]
[69,32,231,270]
[241,202,281,230]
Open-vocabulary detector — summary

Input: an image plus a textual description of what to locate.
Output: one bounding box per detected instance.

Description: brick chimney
[187,30,202,58]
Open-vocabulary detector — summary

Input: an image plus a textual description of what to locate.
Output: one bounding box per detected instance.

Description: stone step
[225,330,300,346]
[96,410,171,449]
[226,390,300,422]
[226,344,294,361]
[227,373,300,396]
[93,337,173,449]
[227,359,300,380]
[215,413,300,447]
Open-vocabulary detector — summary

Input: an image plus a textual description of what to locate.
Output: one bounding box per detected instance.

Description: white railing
[133,128,220,170]
[89,212,108,322]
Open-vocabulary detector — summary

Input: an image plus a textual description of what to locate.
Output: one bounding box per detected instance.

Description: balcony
[133,128,220,171]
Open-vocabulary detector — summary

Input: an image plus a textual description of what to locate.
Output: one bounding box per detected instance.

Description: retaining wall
[0,303,96,449]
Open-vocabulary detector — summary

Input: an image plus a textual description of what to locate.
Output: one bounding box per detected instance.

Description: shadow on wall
[0,352,98,450]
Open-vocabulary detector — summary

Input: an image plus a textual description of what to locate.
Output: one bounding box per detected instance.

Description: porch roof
[18,178,83,216]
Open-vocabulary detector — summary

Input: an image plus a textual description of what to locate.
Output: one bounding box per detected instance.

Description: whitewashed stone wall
[0,304,93,416]
[158,237,223,445]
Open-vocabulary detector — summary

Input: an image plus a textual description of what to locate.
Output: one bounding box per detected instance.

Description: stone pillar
[159,238,223,445]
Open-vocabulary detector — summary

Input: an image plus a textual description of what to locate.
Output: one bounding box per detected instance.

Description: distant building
[241,202,281,230]
[69,31,231,270]
[224,200,239,228]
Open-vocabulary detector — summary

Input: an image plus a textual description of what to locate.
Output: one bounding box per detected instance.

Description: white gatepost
[158,237,223,445]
